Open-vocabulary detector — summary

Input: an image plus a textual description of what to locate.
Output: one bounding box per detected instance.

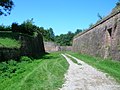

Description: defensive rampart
[0,32,45,61]
[73,11,120,61]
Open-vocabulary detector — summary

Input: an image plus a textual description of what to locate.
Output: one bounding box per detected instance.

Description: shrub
[7,60,17,66]
[20,56,32,63]
[0,62,8,72]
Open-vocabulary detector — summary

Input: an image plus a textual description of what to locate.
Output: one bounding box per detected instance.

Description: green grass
[0,52,69,90]
[0,38,21,48]
[65,54,78,64]
[67,51,120,83]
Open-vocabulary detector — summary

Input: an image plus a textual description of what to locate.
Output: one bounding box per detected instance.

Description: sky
[0,0,118,35]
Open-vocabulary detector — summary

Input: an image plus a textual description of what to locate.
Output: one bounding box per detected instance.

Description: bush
[0,60,17,74]
[7,60,17,66]
[0,62,8,72]
[20,56,32,63]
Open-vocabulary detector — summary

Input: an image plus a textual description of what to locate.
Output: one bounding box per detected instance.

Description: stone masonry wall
[44,42,72,52]
[0,32,45,61]
[44,42,59,52]
[20,33,45,58]
[73,11,120,61]
[58,46,72,51]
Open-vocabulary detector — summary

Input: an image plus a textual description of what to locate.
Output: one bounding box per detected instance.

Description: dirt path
[60,54,120,90]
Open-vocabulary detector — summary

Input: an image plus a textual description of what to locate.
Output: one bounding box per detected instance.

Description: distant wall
[44,42,59,52]
[73,11,120,61]
[44,42,72,52]
[0,32,45,61]
[58,46,72,51]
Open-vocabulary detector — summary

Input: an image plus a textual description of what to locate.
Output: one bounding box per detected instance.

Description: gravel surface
[60,54,120,90]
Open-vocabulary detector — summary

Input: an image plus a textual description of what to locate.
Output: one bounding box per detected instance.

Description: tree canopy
[0,0,14,16]
[55,29,82,46]
[0,19,55,41]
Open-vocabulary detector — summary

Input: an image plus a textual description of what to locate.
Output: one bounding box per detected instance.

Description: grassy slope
[0,38,21,48]
[67,52,120,83]
[0,52,69,90]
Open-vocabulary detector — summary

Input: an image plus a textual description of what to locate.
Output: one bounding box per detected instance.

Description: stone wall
[20,33,45,58]
[44,42,59,52]
[73,11,120,61]
[44,42,72,52]
[58,46,72,51]
[0,32,45,61]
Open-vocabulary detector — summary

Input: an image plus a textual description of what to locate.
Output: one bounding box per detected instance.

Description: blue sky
[0,0,118,35]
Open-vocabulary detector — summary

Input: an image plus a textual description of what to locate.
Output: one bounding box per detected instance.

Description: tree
[55,31,74,46]
[112,0,120,13]
[0,25,5,31]
[116,0,120,6]
[48,28,55,41]
[75,29,82,35]
[12,22,19,32]
[0,0,14,16]
[0,24,11,31]
[97,13,103,20]
[20,19,35,35]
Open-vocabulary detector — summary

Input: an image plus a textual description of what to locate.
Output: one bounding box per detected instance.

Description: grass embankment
[0,52,69,90]
[67,52,120,83]
[0,38,21,48]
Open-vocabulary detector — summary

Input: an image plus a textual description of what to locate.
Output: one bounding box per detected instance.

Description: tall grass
[0,52,69,90]
[67,52,120,83]
[0,38,21,48]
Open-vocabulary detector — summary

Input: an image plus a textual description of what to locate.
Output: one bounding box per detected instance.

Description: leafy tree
[0,25,5,31]
[55,31,74,46]
[112,0,120,13]
[5,25,11,31]
[37,27,48,39]
[116,0,120,6]
[66,31,74,45]
[37,27,55,41]
[0,0,14,16]
[0,24,11,31]
[47,28,55,41]
[12,22,19,32]
[75,29,82,35]
[20,19,35,35]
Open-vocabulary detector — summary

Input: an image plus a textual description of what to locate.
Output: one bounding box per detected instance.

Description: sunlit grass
[0,38,21,48]
[0,52,69,90]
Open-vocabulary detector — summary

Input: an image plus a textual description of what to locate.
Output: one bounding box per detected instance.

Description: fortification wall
[73,12,120,61]
[20,33,45,58]
[44,42,72,52]
[58,46,72,51]
[0,32,45,61]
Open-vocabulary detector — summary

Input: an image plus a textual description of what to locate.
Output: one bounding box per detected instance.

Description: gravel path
[60,54,120,90]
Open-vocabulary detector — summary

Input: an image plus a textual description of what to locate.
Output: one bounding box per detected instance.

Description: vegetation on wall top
[112,0,120,13]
